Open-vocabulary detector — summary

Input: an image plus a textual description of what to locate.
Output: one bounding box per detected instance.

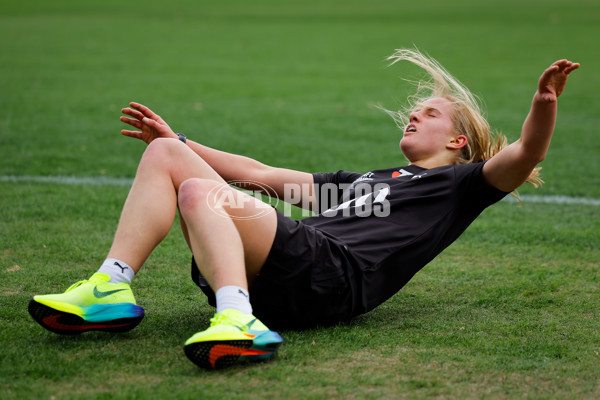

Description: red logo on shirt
[392,169,413,178]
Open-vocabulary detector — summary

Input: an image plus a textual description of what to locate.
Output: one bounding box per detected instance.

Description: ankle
[97,258,135,284]
[215,286,252,315]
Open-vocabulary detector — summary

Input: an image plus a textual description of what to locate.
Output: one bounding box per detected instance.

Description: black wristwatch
[176,133,187,144]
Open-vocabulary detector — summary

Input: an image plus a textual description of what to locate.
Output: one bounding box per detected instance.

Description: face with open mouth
[400,97,466,166]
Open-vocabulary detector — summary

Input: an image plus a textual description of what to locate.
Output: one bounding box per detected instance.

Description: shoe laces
[65,280,87,293]
[64,273,110,293]
[209,312,247,330]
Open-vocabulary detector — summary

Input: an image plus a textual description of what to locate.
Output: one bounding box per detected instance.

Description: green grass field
[1,0,599,398]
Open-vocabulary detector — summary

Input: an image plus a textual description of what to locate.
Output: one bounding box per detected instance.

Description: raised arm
[120,102,316,208]
[483,59,579,192]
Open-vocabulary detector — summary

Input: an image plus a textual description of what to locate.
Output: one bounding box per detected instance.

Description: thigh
[222,186,278,280]
[179,180,278,282]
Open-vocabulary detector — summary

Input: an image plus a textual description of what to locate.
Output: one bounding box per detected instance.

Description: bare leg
[106,138,225,271]
[178,180,282,369]
[106,138,277,290]
[177,178,277,290]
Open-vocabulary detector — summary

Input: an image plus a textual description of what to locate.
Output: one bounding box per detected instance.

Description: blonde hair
[382,48,542,188]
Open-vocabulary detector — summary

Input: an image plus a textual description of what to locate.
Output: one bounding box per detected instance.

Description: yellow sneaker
[184,309,283,369]
[28,272,144,335]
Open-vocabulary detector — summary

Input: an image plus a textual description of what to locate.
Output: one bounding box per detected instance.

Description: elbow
[536,153,546,164]
[530,150,546,165]
[519,152,545,169]
[518,140,547,165]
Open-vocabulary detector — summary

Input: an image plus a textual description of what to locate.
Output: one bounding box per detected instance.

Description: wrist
[534,91,557,104]
[175,133,187,144]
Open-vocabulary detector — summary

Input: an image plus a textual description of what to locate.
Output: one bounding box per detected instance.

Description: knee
[178,178,222,214]
[142,137,185,163]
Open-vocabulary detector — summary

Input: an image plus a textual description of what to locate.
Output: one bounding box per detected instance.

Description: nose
[409,112,419,123]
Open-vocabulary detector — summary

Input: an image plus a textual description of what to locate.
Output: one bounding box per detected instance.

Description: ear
[446,135,468,150]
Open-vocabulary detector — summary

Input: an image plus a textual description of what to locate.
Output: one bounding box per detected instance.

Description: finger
[130,102,162,122]
[120,114,140,124]
[120,116,142,129]
[142,117,168,131]
[564,62,580,75]
[552,59,567,65]
[552,59,580,74]
[129,102,153,117]
[130,102,167,124]
[541,64,560,80]
[142,117,158,127]
[553,60,579,75]
[121,107,145,121]
[551,59,571,70]
[121,129,142,139]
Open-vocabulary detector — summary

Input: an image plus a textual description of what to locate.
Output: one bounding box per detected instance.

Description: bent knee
[178,178,223,212]
[143,137,187,162]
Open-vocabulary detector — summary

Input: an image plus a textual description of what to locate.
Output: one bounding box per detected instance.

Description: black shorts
[191,209,359,329]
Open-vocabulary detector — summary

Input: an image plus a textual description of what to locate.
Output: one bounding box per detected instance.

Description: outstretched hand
[120,102,177,144]
[538,59,580,102]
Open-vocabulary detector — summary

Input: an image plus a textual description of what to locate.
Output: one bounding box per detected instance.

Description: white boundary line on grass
[2,174,600,206]
[503,194,600,206]
[0,174,134,187]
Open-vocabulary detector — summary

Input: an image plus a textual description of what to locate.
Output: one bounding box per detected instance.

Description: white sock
[216,285,252,315]
[97,258,135,284]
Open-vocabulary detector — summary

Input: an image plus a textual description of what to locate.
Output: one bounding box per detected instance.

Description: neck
[408,154,457,169]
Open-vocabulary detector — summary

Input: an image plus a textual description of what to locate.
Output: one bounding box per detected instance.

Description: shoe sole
[28,298,144,335]
[183,339,282,369]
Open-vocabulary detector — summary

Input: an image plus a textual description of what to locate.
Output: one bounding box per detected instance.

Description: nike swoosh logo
[246,318,257,328]
[244,319,261,338]
[231,318,257,332]
[93,287,126,298]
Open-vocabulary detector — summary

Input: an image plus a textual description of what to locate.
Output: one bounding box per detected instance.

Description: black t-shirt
[305,161,508,312]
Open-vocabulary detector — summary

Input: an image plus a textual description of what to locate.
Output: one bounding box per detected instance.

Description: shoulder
[443,161,488,182]
[452,161,510,204]
[411,163,484,183]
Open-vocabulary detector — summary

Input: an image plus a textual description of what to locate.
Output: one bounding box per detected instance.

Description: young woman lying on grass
[29,49,579,369]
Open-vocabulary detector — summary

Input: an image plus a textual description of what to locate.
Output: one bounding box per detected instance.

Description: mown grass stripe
[2,175,599,206]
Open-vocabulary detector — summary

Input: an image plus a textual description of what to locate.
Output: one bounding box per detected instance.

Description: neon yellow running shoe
[28,272,144,335]
[184,309,283,369]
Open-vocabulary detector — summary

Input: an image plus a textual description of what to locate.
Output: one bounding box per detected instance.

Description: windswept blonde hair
[382,48,542,188]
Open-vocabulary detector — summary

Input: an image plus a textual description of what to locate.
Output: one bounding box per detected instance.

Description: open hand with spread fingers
[120,102,178,144]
